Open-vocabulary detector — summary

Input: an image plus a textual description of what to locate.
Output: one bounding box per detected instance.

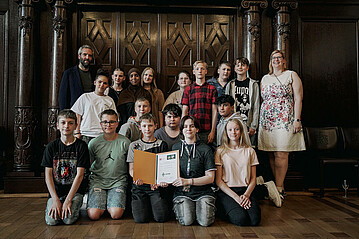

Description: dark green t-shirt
[79,68,93,93]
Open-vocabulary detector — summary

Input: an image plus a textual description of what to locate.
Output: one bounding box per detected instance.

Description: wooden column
[46,0,72,142]
[241,0,268,80]
[272,0,298,68]
[14,0,39,172]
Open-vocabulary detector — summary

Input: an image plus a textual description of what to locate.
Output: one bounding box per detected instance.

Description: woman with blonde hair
[215,118,282,226]
[258,50,305,199]
[141,67,165,127]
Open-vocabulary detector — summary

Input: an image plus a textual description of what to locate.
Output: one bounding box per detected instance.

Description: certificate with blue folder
[133,149,179,184]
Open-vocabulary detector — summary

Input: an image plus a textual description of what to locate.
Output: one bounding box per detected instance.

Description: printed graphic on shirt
[53,152,78,185]
[105,151,115,161]
[235,78,250,122]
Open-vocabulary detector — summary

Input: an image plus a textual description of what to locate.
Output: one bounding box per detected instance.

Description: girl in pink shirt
[215,118,282,226]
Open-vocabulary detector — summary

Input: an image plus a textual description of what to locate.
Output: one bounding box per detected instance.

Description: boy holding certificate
[127,113,170,223]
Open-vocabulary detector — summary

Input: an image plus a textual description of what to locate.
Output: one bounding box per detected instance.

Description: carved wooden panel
[301,20,358,126]
[161,14,197,95]
[119,13,158,74]
[81,12,115,72]
[200,15,234,77]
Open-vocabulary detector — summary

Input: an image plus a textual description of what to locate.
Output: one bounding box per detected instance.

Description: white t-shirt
[215,147,259,187]
[71,92,117,137]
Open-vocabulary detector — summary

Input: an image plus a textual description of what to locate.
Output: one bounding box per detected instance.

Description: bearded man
[59,45,97,110]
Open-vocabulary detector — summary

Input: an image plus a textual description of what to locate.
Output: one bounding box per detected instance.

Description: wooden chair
[304,127,359,197]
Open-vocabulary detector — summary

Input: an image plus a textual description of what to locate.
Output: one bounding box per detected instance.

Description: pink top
[215,147,259,187]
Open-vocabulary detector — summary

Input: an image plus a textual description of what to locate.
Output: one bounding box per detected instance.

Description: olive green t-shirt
[79,68,93,93]
[88,134,131,189]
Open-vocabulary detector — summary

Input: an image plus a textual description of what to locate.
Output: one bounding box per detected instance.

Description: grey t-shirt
[127,139,168,163]
[154,127,182,150]
[88,134,131,189]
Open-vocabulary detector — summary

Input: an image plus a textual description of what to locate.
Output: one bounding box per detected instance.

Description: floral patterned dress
[258,70,305,151]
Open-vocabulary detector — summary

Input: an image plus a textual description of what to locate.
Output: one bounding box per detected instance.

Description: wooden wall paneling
[119,12,158,75]
[80,11,116,72]
[301,20,358,127]
[199,14,234,78]
[160,14,197,96]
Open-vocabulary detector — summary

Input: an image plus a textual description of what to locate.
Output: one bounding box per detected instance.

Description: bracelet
[192,178,194,185]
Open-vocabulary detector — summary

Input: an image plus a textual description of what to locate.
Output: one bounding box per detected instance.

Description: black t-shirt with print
[235,78,250,122]
[172,141,216,199]
[41,138,90,198]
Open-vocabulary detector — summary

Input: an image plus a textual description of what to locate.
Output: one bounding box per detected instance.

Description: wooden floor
[0,192,359,239]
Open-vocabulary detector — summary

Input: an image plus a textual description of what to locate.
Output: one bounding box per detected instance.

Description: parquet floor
[0,192,359,238]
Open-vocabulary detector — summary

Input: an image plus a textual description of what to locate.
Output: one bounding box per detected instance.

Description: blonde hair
[193,60,208,70]
[268,50,286,75]
[141,67,158,102]
[218,118,250,157]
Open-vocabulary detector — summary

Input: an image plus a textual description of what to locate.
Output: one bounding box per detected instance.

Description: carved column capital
[241,0,268,9]
[272,0,298,10]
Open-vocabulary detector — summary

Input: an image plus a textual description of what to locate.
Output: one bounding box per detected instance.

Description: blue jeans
[87,186,126,210]
[173,195,216,227]
[45,193,83,226]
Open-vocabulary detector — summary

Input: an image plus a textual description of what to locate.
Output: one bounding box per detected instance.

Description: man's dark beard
[80,58,90,69]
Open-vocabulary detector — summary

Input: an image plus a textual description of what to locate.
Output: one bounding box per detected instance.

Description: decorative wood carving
[241,0,268,9]
[161,14,196,95]
[19,16,32,37]
[52,14,66,38]
[81,12,115,71]
[47,108,58,141]
[272,0,298,10]
[241,0,268,80]
[14,107,37,171]
[200,15,233,75]
[248,19,260,41]
[272,0,298,68]
[119,13,157,74]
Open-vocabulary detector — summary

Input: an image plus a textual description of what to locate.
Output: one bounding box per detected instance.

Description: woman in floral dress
[258,50,305,199]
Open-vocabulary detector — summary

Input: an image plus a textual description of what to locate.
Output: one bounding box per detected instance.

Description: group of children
[42,58,282,227]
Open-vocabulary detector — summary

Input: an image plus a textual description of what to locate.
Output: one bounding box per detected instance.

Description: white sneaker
[256,176,265,185]
[264,181,282,208]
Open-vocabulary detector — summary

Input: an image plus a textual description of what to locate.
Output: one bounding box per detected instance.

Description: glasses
[272,56,283,60]
[100,120,118,125]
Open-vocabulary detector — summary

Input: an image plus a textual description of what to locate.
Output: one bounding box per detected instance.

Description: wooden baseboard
[4,172,47,193]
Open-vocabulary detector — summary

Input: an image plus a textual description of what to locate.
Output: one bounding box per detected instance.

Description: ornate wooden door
[80,12,235,96]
